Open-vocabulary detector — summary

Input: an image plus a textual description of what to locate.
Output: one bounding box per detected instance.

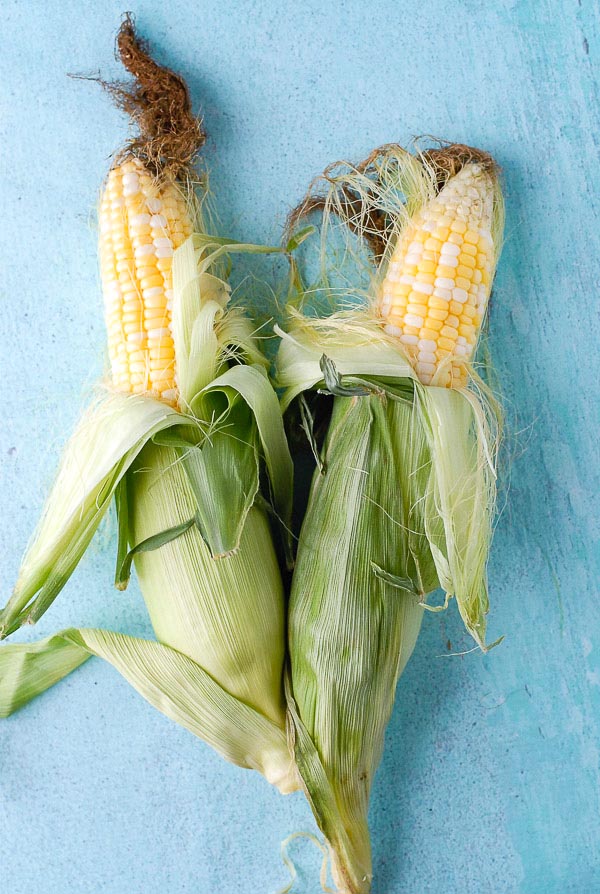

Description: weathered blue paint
[1,1,598,892]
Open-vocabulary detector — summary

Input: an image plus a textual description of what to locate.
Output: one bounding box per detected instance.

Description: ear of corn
[1,166,297,792]
[278,145,504,891]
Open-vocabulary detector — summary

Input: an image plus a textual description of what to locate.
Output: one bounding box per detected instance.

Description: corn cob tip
[380,160,500,388]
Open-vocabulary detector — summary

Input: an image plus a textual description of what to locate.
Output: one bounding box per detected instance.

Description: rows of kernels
[98,158,193,404]
[379,164,495,387]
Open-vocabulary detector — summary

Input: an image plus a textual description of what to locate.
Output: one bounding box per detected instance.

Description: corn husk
[277,144,504,890]
[1,235,297,792]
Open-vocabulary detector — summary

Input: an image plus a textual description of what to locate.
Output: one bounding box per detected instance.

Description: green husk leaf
[298,394,324,473]
[127,440,289,730]
[201,364,294,529]
[0,629,292,787]
[161,364,293,557]
[114,478,131,590]
[416,383,499,649]
[275,318,414,410]
[180,413,259,557]
[287,394,430,894]
[172,236,290,410]
[116,517,197,586]
[1,390,182,638]
[319,355,372,397]
[0,633,91,714]
[285,225,316,254]
[370,562,416,594]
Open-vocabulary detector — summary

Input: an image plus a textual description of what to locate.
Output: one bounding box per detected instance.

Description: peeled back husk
[129,439,286,728]
[279,320,500,890]
[288,391,436,893]
[0,236,298,793]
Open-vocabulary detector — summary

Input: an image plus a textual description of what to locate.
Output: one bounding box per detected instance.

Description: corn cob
[0,17,296,796]
[100,159,193,402]
[379,163,495,386]
[278,143,504,893]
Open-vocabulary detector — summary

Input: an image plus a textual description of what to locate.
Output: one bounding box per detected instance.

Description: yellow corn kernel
[428,308,448,322]
[419,327,439,342]
[429,296,449,311]
[407,304,428,318]
[441,325,459,339]
[425,318,443,331]
[437,264,458,280]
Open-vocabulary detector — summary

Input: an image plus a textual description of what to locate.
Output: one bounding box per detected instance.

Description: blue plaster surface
[1,1,599,892]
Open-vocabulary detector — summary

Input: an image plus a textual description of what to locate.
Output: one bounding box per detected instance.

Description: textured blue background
[1,1,599,892]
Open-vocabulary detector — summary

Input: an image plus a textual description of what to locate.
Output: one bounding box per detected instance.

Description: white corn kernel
[135,244,156,258]
[147,327,171,339]
[440,242,460,256]
[146,197,162,212]
[384,324,403,337]
[131,213,151,227]
[413,282,434,296]
[143,286,165,300]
